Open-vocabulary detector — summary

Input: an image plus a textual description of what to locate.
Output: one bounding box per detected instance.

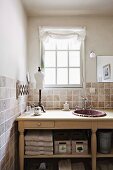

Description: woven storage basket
[72,140,88,154]
[97,130,112,154]
[54,131,71,154]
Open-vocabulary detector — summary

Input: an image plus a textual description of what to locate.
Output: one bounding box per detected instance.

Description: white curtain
[39,27,86,68]
[39,27,86,42]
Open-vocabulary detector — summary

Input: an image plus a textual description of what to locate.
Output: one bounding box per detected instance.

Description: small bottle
[34,106,41,116]
[26,105,31,112]
[63,101,69,111]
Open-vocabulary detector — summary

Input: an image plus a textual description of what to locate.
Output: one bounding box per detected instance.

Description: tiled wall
[0,76,27,170]
[28,82,113,110]
[1,79,113,170]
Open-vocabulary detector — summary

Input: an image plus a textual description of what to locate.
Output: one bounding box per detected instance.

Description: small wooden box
[72,140,88,154]
[54,140,71,154]
[54,131,71,154]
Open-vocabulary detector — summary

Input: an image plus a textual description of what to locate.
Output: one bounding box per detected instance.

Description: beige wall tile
[110,88,113,94]
[53,89,60,95]
[67,95,72,101]
[110,102,113,108]
[91,102,98,108]
[98,95,105,102]
[98,88,104,95]
[41,95,46,101]
[91,95,98,102]
[110,95,113,101]
[0,123,5,136]
[104,102,111,108]
[0,76,27,170]
[0,111,5,125]
[73,95,80,101]
[28,81,113,110]
[67,89,73,96]
[85,89,90,95]
[53,102,60,109]
[68,102,73,109]
[104,89,110,95]
[105,95,110,101]
[60,89,67,96]
[0,88,6,99]
[92,82,98,88]
[110,83,113,88]
[98,83,104,88]
[59,95,67,102]
[54,95,60,101]
[0,134,5,149]
[99,102,104,108]
[73,89,80,95]
[104,83,110,88]
[46,95,53,101]
[0,77,6,87]
[60,102,64,108]
[46,102,53,108]
[86,83,91,88]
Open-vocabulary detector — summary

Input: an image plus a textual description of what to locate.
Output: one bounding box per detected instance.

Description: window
[40,27,86,88]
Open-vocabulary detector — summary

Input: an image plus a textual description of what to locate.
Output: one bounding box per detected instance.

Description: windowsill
[44,85,83,89]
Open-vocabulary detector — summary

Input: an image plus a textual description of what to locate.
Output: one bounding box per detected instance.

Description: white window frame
[40,27,86,88]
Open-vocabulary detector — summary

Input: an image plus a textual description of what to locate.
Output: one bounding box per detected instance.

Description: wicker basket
[54,140,71,154]
[97,130,112,154]
[54,131,71,154]
[72,140,88,155]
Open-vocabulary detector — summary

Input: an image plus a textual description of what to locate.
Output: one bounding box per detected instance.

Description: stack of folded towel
[25,130,53,155]
[59,159,72,170]
[97,162,113,170]
[72,162,85,170]
[58,160,85,170]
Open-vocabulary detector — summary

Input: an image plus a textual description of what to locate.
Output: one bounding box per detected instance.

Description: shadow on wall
[0,122,19,170]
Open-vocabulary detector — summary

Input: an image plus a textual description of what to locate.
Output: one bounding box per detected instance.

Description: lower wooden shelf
[24,154,92,158]
[97,152,113,158]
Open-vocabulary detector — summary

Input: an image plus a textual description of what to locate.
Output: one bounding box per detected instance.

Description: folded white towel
[25,130,53,142]
[25,146,53,152]
[25,150,53,155]
[97,166,101,170]
[98,164,108,170]
[25,141,53,147]
[108,163,113,170]
[59,159,71,170]
[72,162,85,170]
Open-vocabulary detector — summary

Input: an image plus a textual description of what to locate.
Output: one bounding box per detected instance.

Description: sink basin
[73,109,107,117]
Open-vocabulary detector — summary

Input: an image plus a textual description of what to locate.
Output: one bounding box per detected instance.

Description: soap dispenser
[63,101,69,111]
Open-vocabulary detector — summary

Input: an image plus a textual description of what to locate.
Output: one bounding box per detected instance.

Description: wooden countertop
[16,109,113,121]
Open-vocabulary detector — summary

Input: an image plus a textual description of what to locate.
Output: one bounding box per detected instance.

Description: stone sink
[73,109,107,117]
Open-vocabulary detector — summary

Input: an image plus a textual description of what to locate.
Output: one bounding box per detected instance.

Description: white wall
[27,16,113,82]
[0,0,28,81]
[97,56,113,82]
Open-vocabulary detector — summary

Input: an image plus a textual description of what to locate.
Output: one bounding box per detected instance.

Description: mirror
[97,56,113,82]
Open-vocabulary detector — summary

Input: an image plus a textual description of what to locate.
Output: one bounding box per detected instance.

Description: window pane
[57,51,68,67]
[45,68,56,84]
[69,38,81,50]
[69,51,80,67]
[69,68,80,84]
[44,38,56,50]
[57,68,68,84]
[44,51,56,67]
[56,39,68,50]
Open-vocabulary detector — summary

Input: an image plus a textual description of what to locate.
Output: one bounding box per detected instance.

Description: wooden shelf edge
[24,154,92,158]
[97,152,113,158]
